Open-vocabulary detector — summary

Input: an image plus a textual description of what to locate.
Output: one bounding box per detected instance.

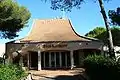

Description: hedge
[84,55,120,80]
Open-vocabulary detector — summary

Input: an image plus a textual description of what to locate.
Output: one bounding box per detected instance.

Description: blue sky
[0,0,119,43]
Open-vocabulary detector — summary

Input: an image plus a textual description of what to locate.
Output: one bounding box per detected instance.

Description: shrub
[0,64,26,80]
[0,57,3,64]
[84,54,120,80]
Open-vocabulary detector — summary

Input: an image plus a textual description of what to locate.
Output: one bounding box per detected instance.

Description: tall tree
[98,0,114,58]
[109,7,120,26]
[0,0,31,39]
[42,0,115,58]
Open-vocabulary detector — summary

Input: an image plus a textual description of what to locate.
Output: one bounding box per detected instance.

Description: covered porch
[21,49,100,70]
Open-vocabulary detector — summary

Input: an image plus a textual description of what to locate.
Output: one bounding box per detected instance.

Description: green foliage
[0,0,31,39]
[0,57,4,64]
[85,27,106,38]
[84,55,120,80]
[43,0,110,11]
[0,64,26,80]
[50,0,84,11]
[0,56,6,64]
[85,27,120,46]
[109,7,120,26]
[111,27,120,46]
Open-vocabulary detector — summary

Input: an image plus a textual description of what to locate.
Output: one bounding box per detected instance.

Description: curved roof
[20,19,91,42]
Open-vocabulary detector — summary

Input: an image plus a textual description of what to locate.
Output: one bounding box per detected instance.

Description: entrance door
[29,51,38,70]
[41,51,70,69]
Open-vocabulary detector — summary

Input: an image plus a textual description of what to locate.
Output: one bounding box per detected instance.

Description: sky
[0,0,120,43]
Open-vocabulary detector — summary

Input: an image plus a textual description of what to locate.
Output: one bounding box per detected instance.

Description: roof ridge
[33,18,69,21]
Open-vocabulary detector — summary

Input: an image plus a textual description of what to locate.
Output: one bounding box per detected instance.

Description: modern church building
[6,19,103,70]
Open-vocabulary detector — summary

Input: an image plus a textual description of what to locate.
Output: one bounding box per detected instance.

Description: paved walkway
[29,68,86,80]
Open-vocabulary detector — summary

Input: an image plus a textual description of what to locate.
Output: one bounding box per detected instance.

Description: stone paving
[29,68,86,80]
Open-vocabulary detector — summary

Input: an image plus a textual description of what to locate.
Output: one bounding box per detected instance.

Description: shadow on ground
[35,74,87,80]
[53,75,86,80]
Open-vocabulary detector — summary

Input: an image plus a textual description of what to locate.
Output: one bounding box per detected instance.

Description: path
[29,68,87,80]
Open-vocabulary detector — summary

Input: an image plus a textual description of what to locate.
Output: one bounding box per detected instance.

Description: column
[38,50,41,70]
[54,52,56,67]
[49,52,51,67]
[70,50,74,69]
[59,52,62,67]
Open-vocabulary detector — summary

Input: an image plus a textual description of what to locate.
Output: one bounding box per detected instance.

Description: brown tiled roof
[20,19,91,42]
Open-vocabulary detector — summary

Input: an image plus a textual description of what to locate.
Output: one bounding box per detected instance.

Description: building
[0,44,5,58]
[6,19,103,70]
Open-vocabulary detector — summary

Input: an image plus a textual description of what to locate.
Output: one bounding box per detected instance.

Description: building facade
[6,19,103,70]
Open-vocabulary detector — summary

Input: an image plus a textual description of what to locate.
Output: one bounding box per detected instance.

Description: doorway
[41,51,70,69]
[29,51,38,70]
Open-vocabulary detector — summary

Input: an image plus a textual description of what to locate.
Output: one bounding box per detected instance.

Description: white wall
[0,44,5,57]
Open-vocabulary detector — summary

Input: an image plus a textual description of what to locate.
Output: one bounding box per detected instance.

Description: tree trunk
[98,0,115,58]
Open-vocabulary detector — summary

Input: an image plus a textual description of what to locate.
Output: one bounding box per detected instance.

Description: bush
[84,55,120,80]
[0,57,3,64]
[0,64,26,80]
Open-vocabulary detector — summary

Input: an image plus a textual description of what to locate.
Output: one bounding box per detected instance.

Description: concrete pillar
[38,50,41,70]
[70,50,74,69]
[54,52,56,67]
[49,52,51,67]
[59,52,62,67]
